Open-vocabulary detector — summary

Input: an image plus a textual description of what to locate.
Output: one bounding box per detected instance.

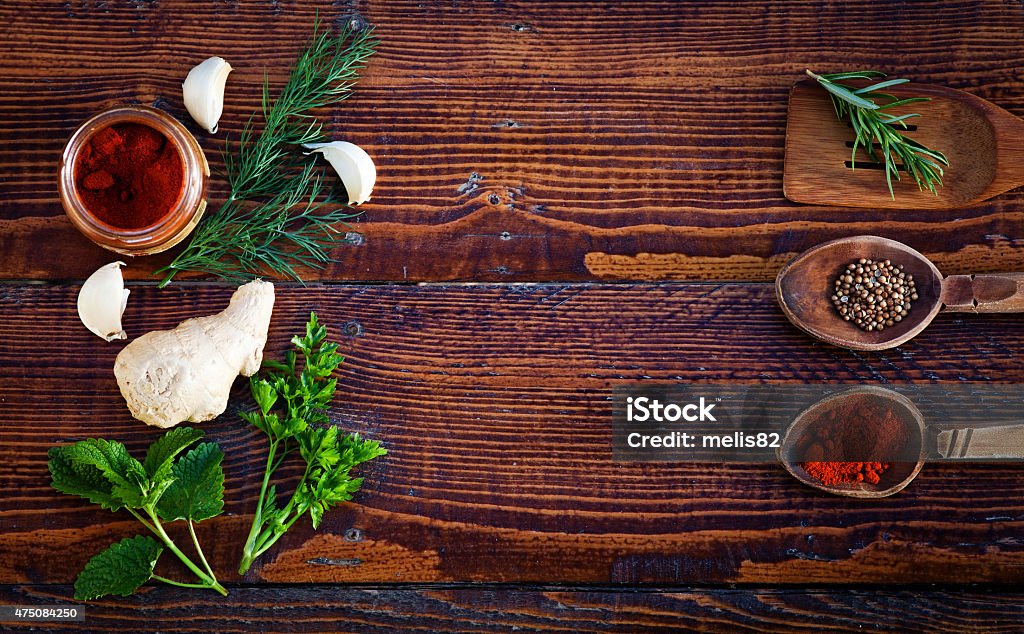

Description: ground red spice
[798,401,910,487]
[74,122,184,230]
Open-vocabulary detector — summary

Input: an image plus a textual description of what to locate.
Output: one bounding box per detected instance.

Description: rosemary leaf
[806,69,949,199]
[852,78,909,95]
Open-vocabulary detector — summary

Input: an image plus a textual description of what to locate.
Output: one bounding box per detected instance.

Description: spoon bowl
[778,386,927,498]
[783,79,1024,210]
[776,236,944,351]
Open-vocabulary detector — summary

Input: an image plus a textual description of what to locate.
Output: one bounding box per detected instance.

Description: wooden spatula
[783,79,1024,209]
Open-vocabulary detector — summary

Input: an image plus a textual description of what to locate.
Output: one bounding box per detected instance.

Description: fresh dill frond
[156,18,378,287]
[806,69,949,199]
[162,165,362,285]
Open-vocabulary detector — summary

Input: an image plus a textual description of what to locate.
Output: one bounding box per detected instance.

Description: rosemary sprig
[806,69,949,198]
[156,19,378,287]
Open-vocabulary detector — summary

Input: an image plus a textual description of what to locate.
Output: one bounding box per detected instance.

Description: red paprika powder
[74,122,184,230]
[798,401,911,487]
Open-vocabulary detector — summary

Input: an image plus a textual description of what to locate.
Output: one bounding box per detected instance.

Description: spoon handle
[935,425,1024,459]
[941,273,1024,312]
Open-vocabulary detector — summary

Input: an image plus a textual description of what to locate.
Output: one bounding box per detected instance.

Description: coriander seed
[831,258,916,332]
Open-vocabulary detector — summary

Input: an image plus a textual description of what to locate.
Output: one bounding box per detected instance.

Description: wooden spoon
[776,235,1024,351]
[779,386,1024,498]
[777,387,927,498]
[783,79,1024,209]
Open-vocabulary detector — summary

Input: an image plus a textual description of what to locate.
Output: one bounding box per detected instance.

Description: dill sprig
[161,166,360,284]
[156,19,378,287]
[806,69,949,198]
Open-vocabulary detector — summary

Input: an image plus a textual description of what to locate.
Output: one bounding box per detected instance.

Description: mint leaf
[49,439,149,510]
[52,435,226,598]
[143,427,205,482]
[73,535,162,600]
[48,446,120,511]
[156,442,224,522]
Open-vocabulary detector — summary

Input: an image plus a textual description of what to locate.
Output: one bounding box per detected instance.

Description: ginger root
[114,280,275,428]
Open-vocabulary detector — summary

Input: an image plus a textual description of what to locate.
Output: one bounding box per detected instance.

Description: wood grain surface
[3,0,1024,282]
[3,584,1024,633]
[1,283,1023,589]
[3,0,1024,629]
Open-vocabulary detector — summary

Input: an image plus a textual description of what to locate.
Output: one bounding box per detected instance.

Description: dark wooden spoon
[779,386,1024,498]
[776,235,1024,351]
[783,79,1024,209]
[777,386,927,498]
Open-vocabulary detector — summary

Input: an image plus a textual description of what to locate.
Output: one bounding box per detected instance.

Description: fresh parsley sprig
[48,428,227,600]
[238,312,386,574]
[156,19,378,287]
[806,69,949,198]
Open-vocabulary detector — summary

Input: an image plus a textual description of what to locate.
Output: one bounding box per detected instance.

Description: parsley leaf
[74,535,163,601]
[296,428,385,529]
[156,442,225,523]
[238,312,387,573]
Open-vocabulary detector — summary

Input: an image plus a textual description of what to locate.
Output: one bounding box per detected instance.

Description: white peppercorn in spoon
[776,235,1024,351]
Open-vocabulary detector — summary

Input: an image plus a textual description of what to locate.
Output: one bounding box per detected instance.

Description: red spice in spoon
[799,402,910,486]
[74,122,184,230]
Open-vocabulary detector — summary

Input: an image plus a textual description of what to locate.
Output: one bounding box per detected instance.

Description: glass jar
[58,106,209,256]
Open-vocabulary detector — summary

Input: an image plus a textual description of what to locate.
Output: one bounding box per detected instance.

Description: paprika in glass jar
[59,106,209,256]
[75,122,184,230]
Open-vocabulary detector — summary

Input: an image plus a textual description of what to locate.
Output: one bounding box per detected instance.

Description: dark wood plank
[1,282,1023,585]
[2,0,1024,282]
[3,584,1024,633]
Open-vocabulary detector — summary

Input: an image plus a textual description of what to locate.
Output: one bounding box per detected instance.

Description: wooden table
[2,1,1024,631]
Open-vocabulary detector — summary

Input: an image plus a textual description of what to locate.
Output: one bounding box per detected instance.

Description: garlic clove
[78,261,129,342]
[182,56,232,134]
[304,141,376,205]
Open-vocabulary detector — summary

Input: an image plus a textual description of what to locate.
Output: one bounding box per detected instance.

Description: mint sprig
[48,428,227,600]
[238,312,386,574]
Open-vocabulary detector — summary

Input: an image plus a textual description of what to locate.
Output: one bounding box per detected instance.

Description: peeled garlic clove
[78,262,129,342]
[304,141,376,205]
[182,56,232,134]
